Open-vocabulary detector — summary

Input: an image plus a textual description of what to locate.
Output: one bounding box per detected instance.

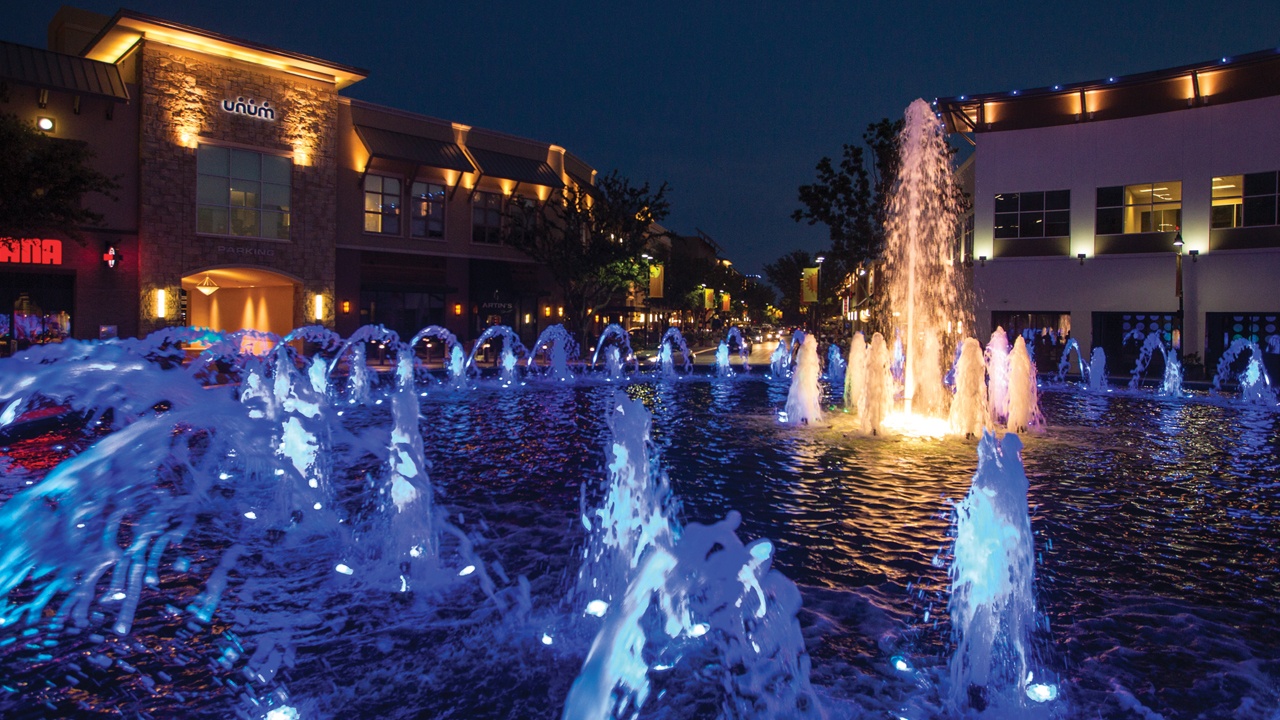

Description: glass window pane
[364,175,382,192]
[231,208,259,236]
[365,193,382,213]
[230,179,260,208]
[1212,175,1243,199]
[1243,171,1278,196]
[365,213,381,233]
[1045,190,1070,211]
[1211,202,1240,228]
[262,183,290,211]
[1019,211,1044,237]
[381,212,400,235]
[262,155,291,185]
[1020,192,1044,212]
[1243,195,1277,226]
[230,150,260,180]
[993,213,1018,239]
[1097,186,1123,208]
[197,175,227,205]
[1124,184,1151,205]
[261,211,289,240]
[1153,182,1180,203]
[1096,207,1123,235]
[383,177,401,195]
[1045,210,1070,236]
[994,193,1019,213]
[197,145,229,176]
[197,206,227,234]
[411,216,427,237]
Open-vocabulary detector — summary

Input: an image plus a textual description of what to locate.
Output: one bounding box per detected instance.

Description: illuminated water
[0,343,1278,718]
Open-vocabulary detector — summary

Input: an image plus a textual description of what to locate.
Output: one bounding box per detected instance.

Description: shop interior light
[195,275,219,295]
[36,116,55,132]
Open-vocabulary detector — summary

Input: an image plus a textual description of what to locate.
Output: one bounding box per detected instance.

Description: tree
[790,118,903,296]
[505,171,671,344]
[0,112,117,242]
[762,249,813,325]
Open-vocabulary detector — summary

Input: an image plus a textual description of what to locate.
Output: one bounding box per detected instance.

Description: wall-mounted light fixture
[544,306,551,317]
[154,289,167,319]
[341,300,352,314]
[1077,253,1086,266]
[557,306,564,318]
[1188,249,1199,262]
[102,244,120,268]
[978,255,987,267]
[36,116,55,132]
[454,303,464,316]
[313,294,324,322]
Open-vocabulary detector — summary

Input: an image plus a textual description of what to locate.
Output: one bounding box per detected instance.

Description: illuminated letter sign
[0,238,63,265]
[220,96,276,121]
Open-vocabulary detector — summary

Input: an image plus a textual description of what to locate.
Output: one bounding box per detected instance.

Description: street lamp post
[1173,231,1184,365]
[814,254,825,333]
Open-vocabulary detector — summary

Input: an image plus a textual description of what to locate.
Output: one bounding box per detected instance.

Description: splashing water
[657,327,693,377]
[1088,348,1108,392]
[1212,338,1278,406]
[783,335,823,425]
[529,324,579,382]
[844,331,868,414]
[591,324,635,377]
[715,342,733,378]
[863,332,893,435]
[986,328,1011,425]
[948,338,988,438]
[948,432,1060,715]
[825,342,847,386]
[723,326,750,373]
[1007,336,1043,434]
[468,325,527,385]
[769,334,792,378]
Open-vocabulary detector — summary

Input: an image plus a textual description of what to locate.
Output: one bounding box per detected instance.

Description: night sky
[11,1,1280,275]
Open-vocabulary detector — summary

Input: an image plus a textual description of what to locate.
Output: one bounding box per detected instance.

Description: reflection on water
[1,377,1278,718]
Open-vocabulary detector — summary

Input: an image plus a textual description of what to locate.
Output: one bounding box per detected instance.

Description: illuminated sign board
[221,96,276,121]
[0,238,62,265]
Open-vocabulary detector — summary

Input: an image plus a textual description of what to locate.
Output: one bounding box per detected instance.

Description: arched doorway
[181,267,298,337]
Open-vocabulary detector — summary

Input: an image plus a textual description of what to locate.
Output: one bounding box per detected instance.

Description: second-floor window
[1097,182,1181,235]
[410,181,446,238]
[197,145,291,240]
[364,175,401,234]
[1211,172,1279,228]
[993,190,1069,239]
[472,191,503,244]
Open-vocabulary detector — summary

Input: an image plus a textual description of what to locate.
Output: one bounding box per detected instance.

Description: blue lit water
[1,373,1278,719]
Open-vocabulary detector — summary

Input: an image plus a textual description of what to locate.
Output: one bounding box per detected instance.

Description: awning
[0,40,129,102]
[466,147,564,189]
[567,170,602,200]
[354,125,475,173]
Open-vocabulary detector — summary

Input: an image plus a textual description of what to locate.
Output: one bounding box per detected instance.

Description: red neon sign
[0,238,63,265]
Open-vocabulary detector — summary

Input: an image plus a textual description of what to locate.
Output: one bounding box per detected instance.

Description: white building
[938,48,1280,379]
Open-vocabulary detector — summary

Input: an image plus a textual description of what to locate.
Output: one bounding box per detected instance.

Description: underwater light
[1027,682,1059,702]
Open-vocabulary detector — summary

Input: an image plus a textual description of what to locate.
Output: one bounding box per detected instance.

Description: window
[472,191,504,244]
[410,181,446,238]
[364,176,401,234]
[1211,172,1279,229]
[197,145,291,240]
[993,190,1069,239]
[1096,182,1181,235]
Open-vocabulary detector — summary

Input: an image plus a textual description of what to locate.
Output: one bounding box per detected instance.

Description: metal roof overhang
[354,125,475,173]
[0,40,129,102]
[466,147,564,189]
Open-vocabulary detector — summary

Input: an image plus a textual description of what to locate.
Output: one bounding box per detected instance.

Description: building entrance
[181,267,298,339]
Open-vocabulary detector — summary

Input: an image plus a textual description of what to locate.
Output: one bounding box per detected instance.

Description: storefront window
[364,175,402,234]
[410,181,446,238]
[197,145,291,240]
[1096,182,1181,234]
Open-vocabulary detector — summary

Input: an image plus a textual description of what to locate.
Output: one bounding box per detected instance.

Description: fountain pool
[1,354,1277,719]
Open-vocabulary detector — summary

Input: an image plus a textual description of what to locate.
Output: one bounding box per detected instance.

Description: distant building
[939,48,1280,378]
[0,7,595,354]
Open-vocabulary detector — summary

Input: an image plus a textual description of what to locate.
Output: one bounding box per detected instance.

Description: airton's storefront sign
[0,238,62,265]
[221,96,276,121]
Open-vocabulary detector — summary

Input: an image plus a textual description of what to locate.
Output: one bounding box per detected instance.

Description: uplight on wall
[454,303,464,316]
[523,313,532,324]
[154,288,167,319]
[544,306,551,317]
[313,294,324,322]
[341,300,352,314]
[557,306,564,318]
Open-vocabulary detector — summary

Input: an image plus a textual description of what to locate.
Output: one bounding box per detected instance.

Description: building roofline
[937,46,1280,134]
[81,8,368,89]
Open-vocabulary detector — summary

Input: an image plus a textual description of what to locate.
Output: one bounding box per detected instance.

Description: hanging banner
[720,292,731,312]
[648,263,664,299]
[703,287,715,310]
[801,266,819,304]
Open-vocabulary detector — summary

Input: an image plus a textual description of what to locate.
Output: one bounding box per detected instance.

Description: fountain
[1212,337,1278,406]
[1054,338,1087,385]
[591,324,636,379]
[1125,330,1182,395]
[408,325,466,387]
[714,341,733,377]
[986,328,1012,425]
[1007,336,1043,433]
[862,332,893,435]
[467,325,527,385]
[723,325,751,373]
[529,324,579,382]
[844,331,868,414]
[769,332,793,377]
[948,431,1059,714]
[881,99,969,420]
[825,342,846,386]
[783,334,823,425]
[948,337,987,438]
[656,327,693,377]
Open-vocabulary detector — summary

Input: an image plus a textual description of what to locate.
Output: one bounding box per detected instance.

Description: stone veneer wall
[137,43,338,336]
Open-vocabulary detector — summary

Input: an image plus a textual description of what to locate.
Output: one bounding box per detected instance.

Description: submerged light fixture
[195,275,220,296]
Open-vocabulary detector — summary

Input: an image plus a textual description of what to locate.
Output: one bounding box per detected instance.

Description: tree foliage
[790,118,902,288]
[505,171,671,343]
[762,249,813,323]
[0,112,117,242]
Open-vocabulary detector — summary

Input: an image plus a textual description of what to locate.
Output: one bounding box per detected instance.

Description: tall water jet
[948,432,1059,714]
[844,332,868,414]
[1054,338,1087,385]
[863,332,892,435]
[881,99,968,417]
[948,337,988,438]
[783,334,823,425]
[715,341,733,378]
[1088,347,1108,392]
[986,328,1012,425]
[1007,336,1043,434]
[825,342,847,387]
[723,325,750,373]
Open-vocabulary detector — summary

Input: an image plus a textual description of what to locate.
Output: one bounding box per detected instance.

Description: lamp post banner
[802,266,819,304]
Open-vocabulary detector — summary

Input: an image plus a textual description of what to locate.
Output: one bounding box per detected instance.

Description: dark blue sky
[12,1,1280,274]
